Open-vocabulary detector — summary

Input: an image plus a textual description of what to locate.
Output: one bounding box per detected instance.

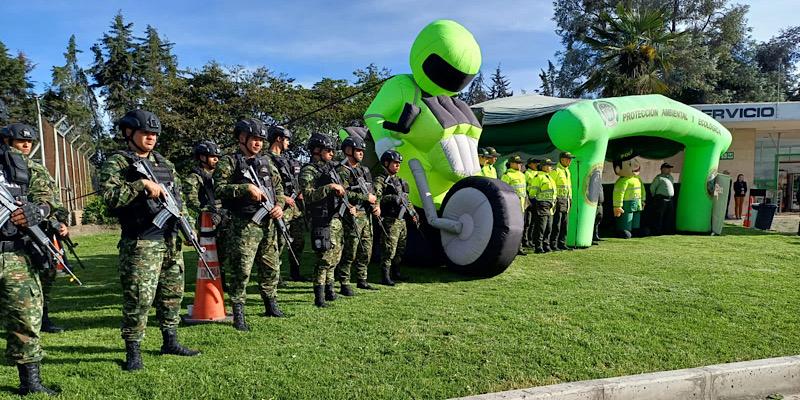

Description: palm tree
[579,4,684,97]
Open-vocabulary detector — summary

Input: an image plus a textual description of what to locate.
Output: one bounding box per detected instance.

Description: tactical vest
[340,161,373,212]
[113,150,181,240]
[191,167,216,209]
[305,161,342,223]
[0,148,30,240]
[269,152,300,198]
[223,153,276,218]
[380,174,409,219]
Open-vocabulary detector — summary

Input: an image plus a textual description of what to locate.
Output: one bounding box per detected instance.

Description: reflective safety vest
[502,168,527,213]
[549,163,571,199]
[612,175,643,210]
[524,169,539,197]
[531,173,557,203]
[479,164,497,179]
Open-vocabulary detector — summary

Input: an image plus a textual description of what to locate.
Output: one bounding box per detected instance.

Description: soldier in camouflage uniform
[182,140,228,287]
[4,125,70,334]
[99,110,200,372]
[373,150,418,286]
[214,118,286,330]
[299,133,353,307]
[1,123,65,395]
[266,125,308,283]
[335,135,380,295]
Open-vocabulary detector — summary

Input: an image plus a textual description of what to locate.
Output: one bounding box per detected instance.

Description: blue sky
[1,0,798,94]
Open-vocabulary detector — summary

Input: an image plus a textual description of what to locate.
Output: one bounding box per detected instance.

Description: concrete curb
[452,355,800,400]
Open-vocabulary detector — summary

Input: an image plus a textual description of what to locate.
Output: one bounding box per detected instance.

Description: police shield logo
[593,101,618,128]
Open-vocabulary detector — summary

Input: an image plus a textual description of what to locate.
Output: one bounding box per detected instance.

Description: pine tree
[537,61,557,96]
[90,11,140,121]
[135,25,178,91]
[0,41,36,123]
[459,71,488,105]
[488,64,513,99]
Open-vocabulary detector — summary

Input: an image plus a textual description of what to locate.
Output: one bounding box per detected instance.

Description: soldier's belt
[0,239,27,252]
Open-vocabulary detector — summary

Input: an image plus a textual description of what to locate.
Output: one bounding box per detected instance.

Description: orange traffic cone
[184,212,231,324]
[743,196,754,228]
[51,235,65,272]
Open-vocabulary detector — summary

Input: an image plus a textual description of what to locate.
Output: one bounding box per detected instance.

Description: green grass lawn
[2,226,799,399]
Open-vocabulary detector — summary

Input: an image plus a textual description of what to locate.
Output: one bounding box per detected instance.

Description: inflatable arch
[475,94,732,247]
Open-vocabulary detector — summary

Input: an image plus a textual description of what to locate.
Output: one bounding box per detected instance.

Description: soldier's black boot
[357,279,378,290]
[339,284,355,296]
[232,303,250,331]
[17,363,57,396]
[380,268,395,286]
[264,297,285,317]
[160,329,200,356]
[124,341,143,371]
[41,306,64,334]
[313,285,328,308]
[324,283,337,301]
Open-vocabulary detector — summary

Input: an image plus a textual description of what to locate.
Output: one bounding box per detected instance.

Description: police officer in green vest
[530,159,558,253]
[480,147,500,179]
[549,151,574,251]
[523,158,540,248]
[501,155,527,255]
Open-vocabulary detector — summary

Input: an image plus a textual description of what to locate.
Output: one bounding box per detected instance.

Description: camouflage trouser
[118,238,185,342]
[337,212,372,284]
[225,215,280,304]
[380,218,407,272]
[1,250,44,365]
[278,205,306,269]
[313,217,343,286]
[38,266,56,308]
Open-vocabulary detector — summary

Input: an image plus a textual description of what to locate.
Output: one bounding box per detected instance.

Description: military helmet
[380,150,403,164]
[118,109,161,135]
[340,136,366,151]
[193,140,222,158]
[234,118,268,139]
[307,133,334,151]
[267,125,293,143]
[1,123,38,141]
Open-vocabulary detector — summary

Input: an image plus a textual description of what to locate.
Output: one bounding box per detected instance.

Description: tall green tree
[0,41,36,124]
[579,4,684,96]
[488,65,512,99]
[459,71,488,105]
[135,25,178,92]
[90,11,141,121]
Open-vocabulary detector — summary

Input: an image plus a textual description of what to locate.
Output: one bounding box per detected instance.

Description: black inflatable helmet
[193,140,222,158]
[380,150,403,164]
[118,110,161,136]
[267,125,293,143]
[1,123,38,141]
[307,133,334,151]
[234,118,268,139]
[340,136,366,152]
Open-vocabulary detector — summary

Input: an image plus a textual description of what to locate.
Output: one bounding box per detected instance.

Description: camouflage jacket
[299,159,339,205]
[1,148,65,224]
[182,168,220,216]
[335,160,372,211]
[27,155,69,225]
[213,150,285,213]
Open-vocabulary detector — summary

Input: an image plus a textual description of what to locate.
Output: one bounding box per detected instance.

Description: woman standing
[733,174,748,219]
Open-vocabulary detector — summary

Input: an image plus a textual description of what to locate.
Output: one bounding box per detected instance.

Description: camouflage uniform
[373,169,413,281]
[268,150,305,279]
[99,151,188,342]
[299,160,344,287]
[335,161,374,287]
[1,147,63,365]
[213,151,284,306]
[27,160,69,330]
[182,167,229,283]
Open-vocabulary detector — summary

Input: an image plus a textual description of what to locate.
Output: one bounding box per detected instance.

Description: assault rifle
[344,163,389,237]
[132,159,216,280]
[0,185,82,285]
[246,165,300,267]
[47,221,87,270]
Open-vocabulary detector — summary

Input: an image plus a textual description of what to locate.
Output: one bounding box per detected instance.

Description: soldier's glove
[211,211,223,227]
[11,202,48,228]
